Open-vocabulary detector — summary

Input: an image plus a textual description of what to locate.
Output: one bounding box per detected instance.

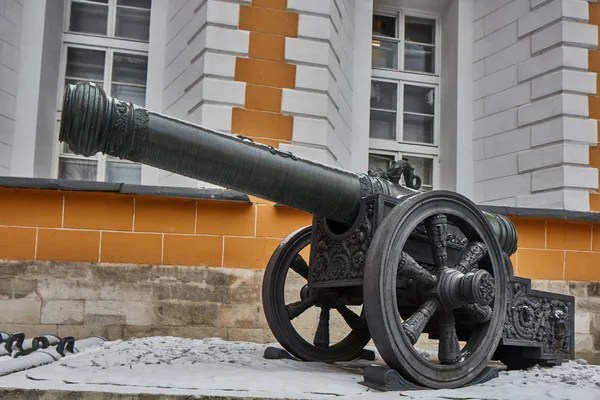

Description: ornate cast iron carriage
[58,82,575,390]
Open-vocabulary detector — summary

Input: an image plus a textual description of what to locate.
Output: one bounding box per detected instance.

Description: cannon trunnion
[59,82,575,390]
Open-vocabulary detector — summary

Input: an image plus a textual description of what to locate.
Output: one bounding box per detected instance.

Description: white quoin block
[531,69,597,99]
[518,93,588,127]
[519,0,588,37]
[518,46,588,82]
[518,143,590,173]
[531,165,598,192]
[531,117,597,146]
[531,21,597,54]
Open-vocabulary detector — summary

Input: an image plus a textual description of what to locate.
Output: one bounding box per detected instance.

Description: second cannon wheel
[262,226,372,362]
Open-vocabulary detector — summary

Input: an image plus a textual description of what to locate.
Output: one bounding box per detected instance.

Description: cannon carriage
[58,82,575,390]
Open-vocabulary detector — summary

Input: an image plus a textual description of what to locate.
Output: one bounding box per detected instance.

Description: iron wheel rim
[363,191,507,389]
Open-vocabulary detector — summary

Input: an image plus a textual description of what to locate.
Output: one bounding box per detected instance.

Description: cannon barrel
[58,82,517,254]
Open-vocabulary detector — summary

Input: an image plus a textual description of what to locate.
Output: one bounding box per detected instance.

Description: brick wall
[280,0,356,169]
[160,0,250,188]
[472,0,598,211]
[0,187,311,268]
[510,216,600,281]
[159,0,359,190]
[231,0,298,149]
[0,0,23,175]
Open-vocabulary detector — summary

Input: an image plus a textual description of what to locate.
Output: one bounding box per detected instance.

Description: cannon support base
[491,274,575,370]
[360,365,500,392]
[262,346,499,392]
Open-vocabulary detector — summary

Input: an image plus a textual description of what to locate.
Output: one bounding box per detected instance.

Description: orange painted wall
[232,0,298,147]
[2,187,599,281]
[0,187,312,270]
[509,217,600,282]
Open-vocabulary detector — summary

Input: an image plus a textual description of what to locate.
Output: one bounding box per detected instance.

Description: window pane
[69,2,108,35]
[115,7,151,41]
[61,142,77,155]
[106,162,141,184]
[402,156,433,186]
[370,110,396,140]
[111,84,146,106]
[368,154,394,172]
[118,0,151,8]
[373,14,396,37]
[371,81,397,110]
[66,48,105,81]
[404,85,434,115]
[59,158,98,181]
[403,114,434,144]
[112,53,148,85]
[405,17,435,44]
[405,43,434,73]
[372,38,398,69]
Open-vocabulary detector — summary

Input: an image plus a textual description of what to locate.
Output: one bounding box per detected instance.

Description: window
[68,0,151,42]
[369,8,440,190]
[371,12,436,74]
[56,0,151,184]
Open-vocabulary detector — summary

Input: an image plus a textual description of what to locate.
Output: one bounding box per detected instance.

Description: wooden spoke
[455,242,487,274]
[402,299,439,345]
[286,297,318,320]
[460,304,492,324]
[438,312,461,365]
[290,254,309,280]
[425,214,448,270]
[399,252,437,287]
[314,307,330,347]
[336,306,368,333]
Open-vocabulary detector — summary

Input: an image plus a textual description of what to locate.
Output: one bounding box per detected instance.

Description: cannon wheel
[363,191,508,389]
[262,226,372,362]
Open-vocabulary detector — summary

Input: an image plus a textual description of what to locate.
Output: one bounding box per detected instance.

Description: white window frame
[64,0,152,45]
[52,0,150,182]
[371,6,441,77]
[369,5,441,190]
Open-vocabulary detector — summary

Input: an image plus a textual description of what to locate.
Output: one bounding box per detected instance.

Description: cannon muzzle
[59,82,517,254]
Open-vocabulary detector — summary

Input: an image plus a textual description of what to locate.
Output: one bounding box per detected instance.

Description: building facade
[2,0,599,209]
[0,0,599,357]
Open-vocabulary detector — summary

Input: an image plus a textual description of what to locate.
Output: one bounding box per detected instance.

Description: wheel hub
[420,268,495,310]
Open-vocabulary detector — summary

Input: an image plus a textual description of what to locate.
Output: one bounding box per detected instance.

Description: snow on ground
[0,336,598,399]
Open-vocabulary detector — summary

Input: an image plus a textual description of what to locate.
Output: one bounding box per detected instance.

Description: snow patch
[0,336,597,400]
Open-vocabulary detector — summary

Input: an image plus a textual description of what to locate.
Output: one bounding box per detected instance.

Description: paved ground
[0,337,599,399]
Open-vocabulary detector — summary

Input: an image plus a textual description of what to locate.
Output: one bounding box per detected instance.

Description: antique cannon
[58,82,575,389]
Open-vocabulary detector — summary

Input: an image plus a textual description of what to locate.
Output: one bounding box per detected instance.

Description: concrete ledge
[480,204,600,222]
[4,176,600,221]
[0,177,251,203]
